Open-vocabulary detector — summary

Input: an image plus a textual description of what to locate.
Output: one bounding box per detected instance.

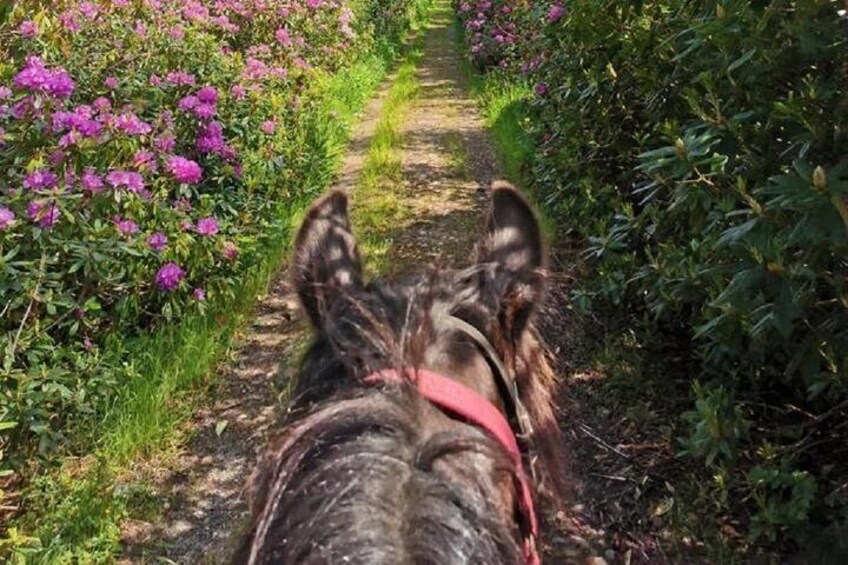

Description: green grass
[352,46,424,274]
[2,31,429,564]
[443,131,472,178]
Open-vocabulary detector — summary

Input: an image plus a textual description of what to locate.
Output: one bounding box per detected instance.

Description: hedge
[457,0,847,554]
[0,0,426,479]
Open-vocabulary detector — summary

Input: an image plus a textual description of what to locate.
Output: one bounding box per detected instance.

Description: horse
[234,182,564,564]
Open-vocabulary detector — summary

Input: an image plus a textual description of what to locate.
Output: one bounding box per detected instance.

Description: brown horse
[235,182,564,564]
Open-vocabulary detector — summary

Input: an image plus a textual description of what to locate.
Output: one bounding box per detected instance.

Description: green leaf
[727,48,757,73]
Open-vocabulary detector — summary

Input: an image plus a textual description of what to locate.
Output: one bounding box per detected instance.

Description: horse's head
[240,182,563,564]
[292,181,549,414]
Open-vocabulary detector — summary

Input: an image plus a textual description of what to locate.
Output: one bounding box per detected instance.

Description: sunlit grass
[353,46,423,274]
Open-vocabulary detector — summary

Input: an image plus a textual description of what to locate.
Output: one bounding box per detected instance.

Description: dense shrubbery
[458,0,847,553]
[0,0,423,475]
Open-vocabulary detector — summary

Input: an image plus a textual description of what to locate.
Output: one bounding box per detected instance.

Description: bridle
[364,315,541,565]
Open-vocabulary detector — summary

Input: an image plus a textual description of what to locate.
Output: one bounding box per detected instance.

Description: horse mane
[235,267,563,563]
[235,389,523,563]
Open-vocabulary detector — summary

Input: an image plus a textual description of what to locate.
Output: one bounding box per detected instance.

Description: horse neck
[242,390,524,564]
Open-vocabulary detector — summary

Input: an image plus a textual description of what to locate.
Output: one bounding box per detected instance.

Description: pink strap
[364,369,539,564]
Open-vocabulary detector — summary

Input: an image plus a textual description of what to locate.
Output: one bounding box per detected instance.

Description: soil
[119,6,686,564]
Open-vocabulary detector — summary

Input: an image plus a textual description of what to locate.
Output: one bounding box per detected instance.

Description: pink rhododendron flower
[14,56,75,98]
[81,169,104,193]
[242,58,269,82]
[60,11,80,32]
[155,262,185,291]
[193,287,205,301]
[19,20,38,38]
[0,207,15,230]
[58,130,81,147]
[231,85,247,100]
[10,98,33,120]
[275,27,292,46]
[548,5,566,23]
[196,216,219,236]
[260,120,276,134]
[154,133,176,153]
[28,201,60,228]
[104,76,119,89]
[52,106,103,139]
[194,103,216,119]
[133,151,157,172]
[222,241,238,261]
[167,156,202,184]
[79,2,99,19]
[105,170,145,192]
[178,95,199,111]
[23,169,59,191]
[147,232,167,252]
[197,121,227,154]
[197,86,218,105]
[113,113,152,135]
[166,71,195,86]
[113,216,139,235]
[92,96,111,113]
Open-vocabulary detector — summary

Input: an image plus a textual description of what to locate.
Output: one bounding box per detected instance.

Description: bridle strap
[364,368,539,565]
[440,316,537,448]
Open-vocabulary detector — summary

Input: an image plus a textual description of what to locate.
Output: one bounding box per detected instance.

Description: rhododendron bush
[0,0,423,465]
[458,0,847,552]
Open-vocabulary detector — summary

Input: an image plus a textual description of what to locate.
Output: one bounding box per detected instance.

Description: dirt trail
[383,6,497,269]
[120,4,638,564]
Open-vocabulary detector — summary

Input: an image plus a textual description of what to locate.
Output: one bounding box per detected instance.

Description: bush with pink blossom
[0,0,429,473]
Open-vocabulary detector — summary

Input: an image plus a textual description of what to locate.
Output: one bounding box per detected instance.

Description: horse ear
[292,191,363,328]
[476,182,547,341]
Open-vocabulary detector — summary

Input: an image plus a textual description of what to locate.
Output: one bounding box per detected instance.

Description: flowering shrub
[458,0,847,552]
[0,0,424,470]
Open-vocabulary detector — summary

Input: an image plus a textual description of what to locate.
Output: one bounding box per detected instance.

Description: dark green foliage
[459,0,848,553]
